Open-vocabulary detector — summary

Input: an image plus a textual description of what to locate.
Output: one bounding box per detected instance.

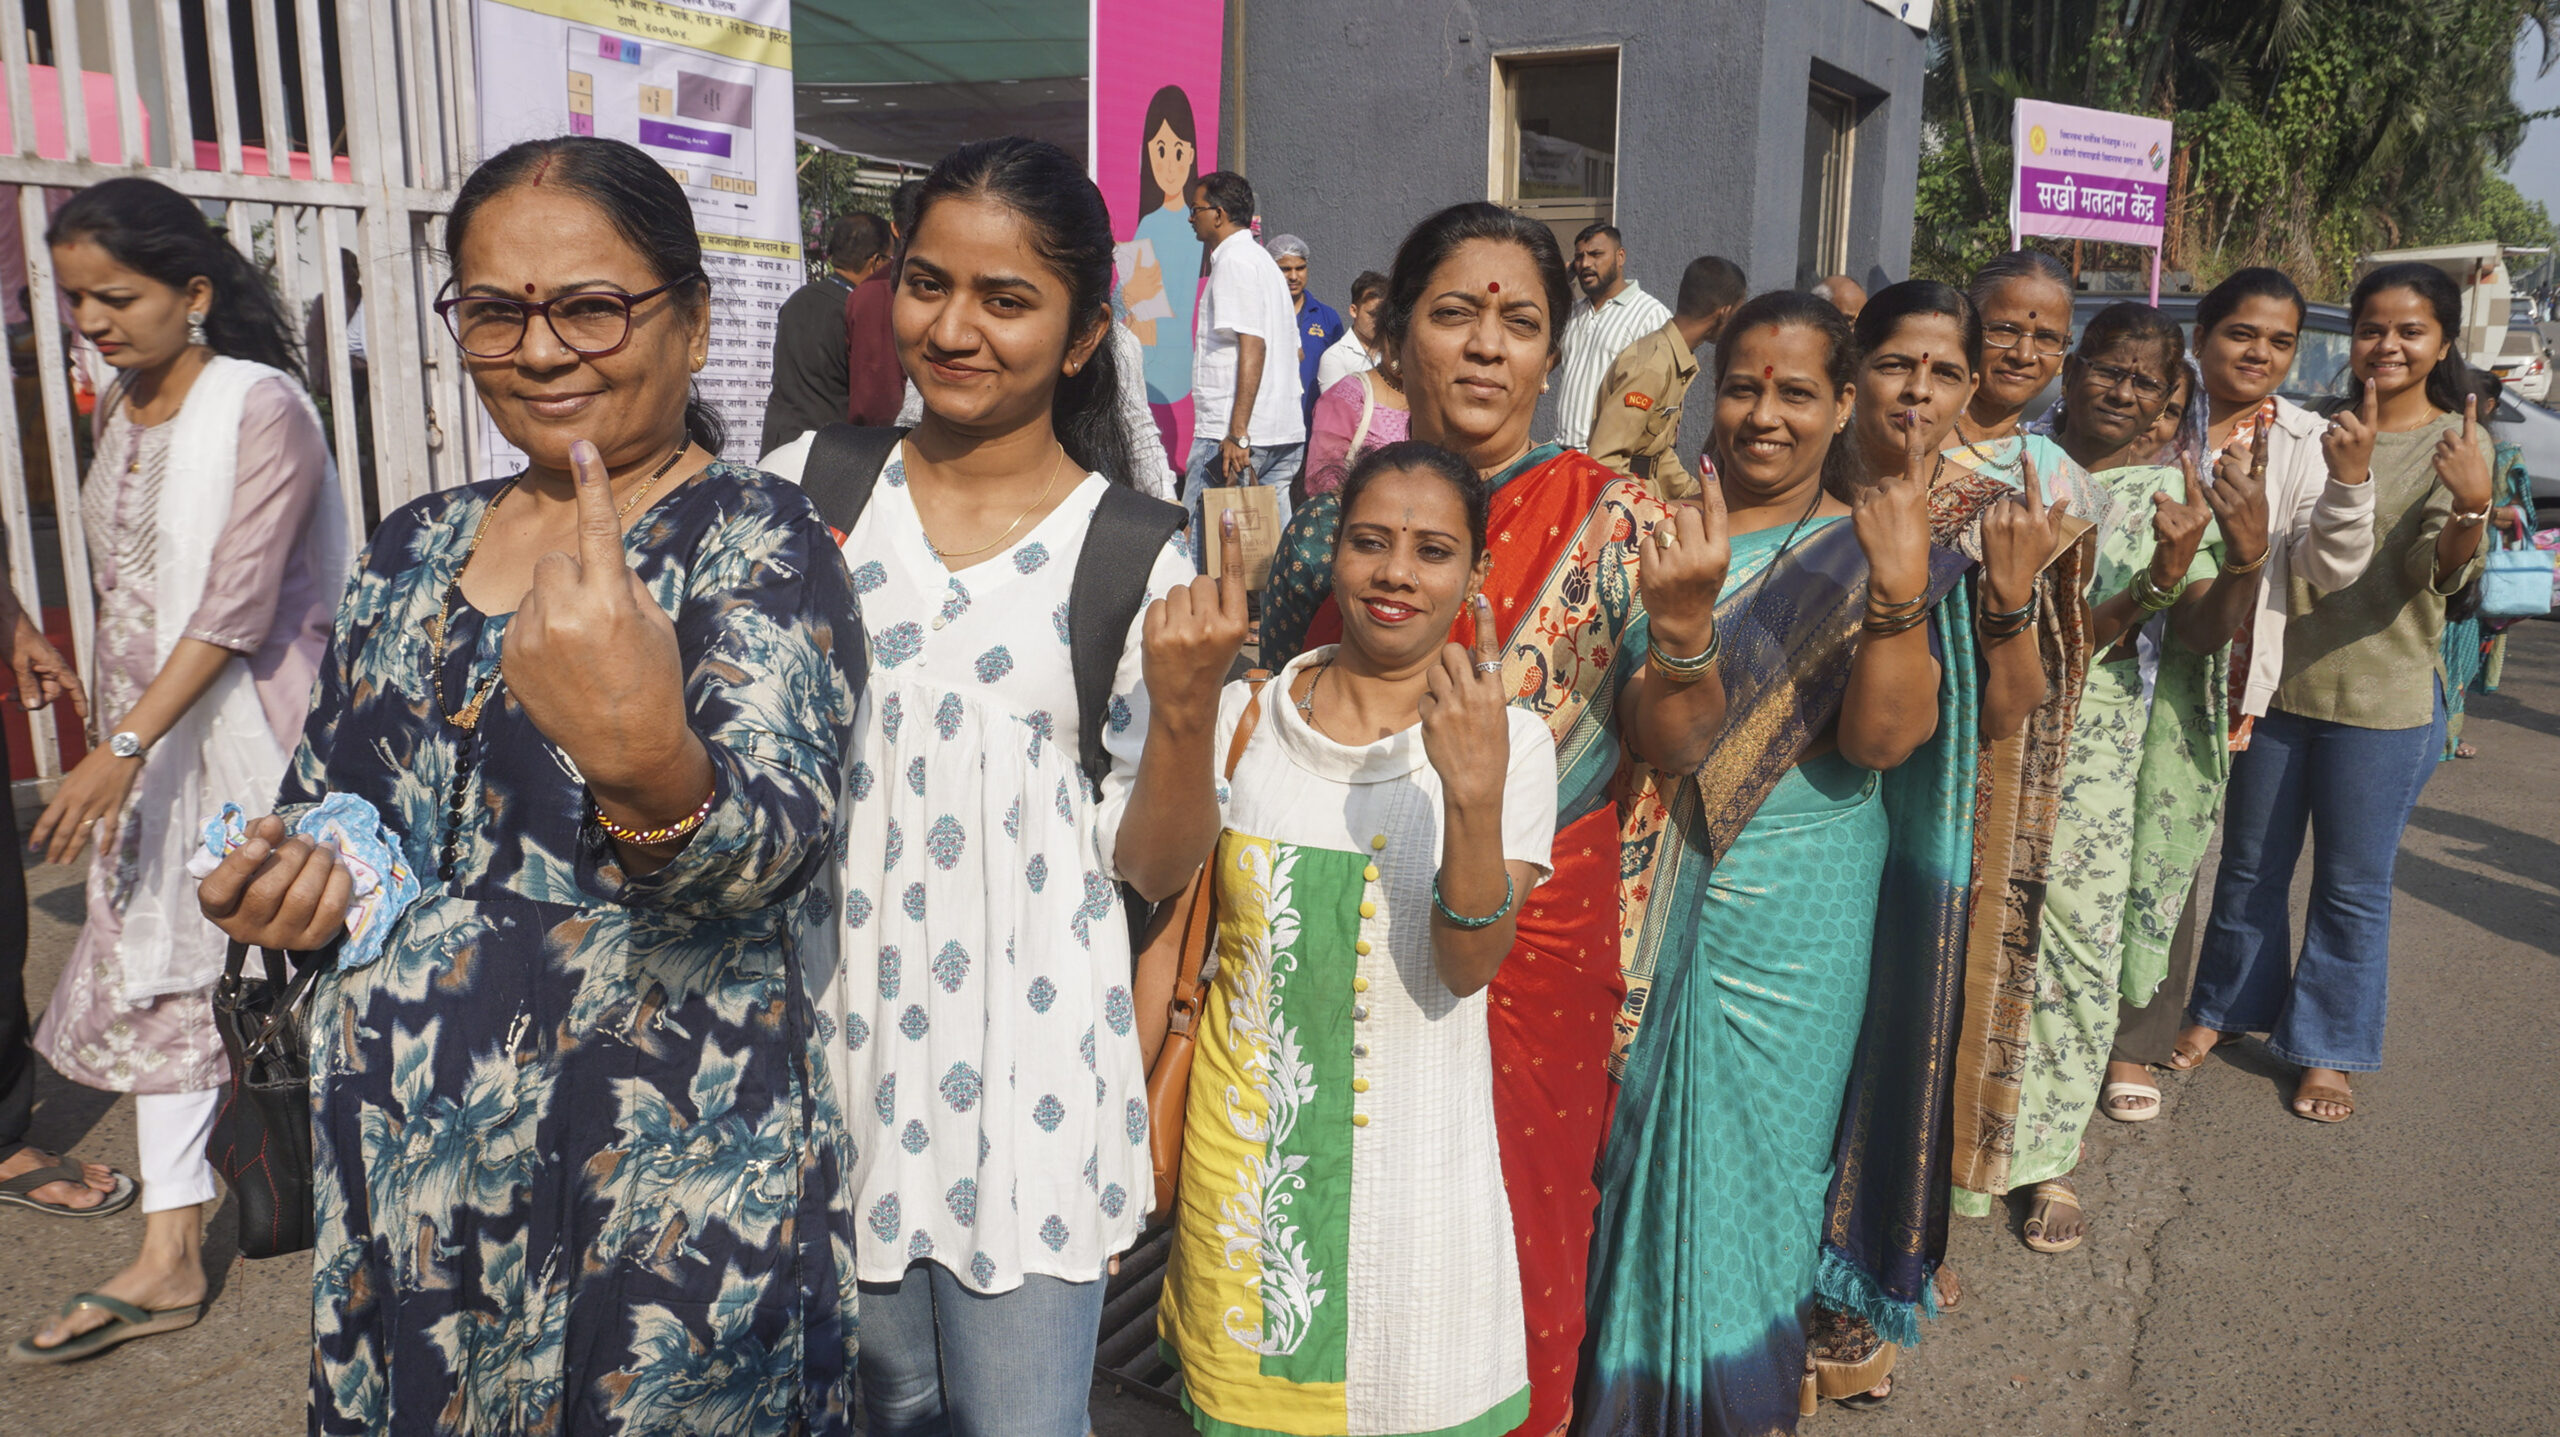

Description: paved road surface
[7,623,2555,1436]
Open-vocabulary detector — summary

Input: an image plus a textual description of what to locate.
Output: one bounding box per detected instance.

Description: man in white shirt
[1315,269,1389,397]
[1184,171,1305,548]
[1552,224,1671,450]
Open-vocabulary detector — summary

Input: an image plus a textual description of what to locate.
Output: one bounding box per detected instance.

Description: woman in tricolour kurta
[1259,204,1728,1437]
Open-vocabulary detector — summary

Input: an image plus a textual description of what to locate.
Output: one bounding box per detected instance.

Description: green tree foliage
[1918,0,2559,296]
[794,143,918,281]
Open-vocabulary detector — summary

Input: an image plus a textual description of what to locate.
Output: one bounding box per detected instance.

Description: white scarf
[116,355,351,1005]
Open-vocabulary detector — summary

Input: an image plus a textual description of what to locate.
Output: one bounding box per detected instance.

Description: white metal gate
[0,0,476,795]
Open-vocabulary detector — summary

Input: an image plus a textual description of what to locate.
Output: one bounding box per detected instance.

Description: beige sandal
[2101,1078,2162,1121]
[2021,1181,2085,1254]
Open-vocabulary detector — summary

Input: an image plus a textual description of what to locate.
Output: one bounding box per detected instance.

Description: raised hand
[2432,394,2493,512]
[500,440,693,794]
[197,813,354,951]
[2322,383,2379,486]
[2146,452,2214,588]
[1852,413,1937,609]
[1638,481,1731,658]
[1142,510,1252,722]
[1418,594,1512,803]
[1981,487,2067,614]
[2202,422,2272,574]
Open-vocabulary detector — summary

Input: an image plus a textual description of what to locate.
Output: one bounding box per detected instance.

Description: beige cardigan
[2235,394,2377,717]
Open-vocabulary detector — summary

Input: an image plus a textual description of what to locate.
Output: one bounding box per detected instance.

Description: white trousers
[134,1088,219,1213]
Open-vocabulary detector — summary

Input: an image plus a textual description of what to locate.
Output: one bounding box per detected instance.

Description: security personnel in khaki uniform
[1586,255,1747,501]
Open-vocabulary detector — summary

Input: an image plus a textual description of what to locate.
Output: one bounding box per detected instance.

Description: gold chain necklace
[918,445,1070,561]
[429,443,687,730]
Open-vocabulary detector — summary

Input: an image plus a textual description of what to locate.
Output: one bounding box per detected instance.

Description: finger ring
[1475,660,1503,676]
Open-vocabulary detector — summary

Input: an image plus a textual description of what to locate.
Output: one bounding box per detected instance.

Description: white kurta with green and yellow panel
[1160,650,1556,1437]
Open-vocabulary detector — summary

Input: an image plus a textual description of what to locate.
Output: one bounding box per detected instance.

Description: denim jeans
[1182,436,1302,566]
[855,1262,1108,1437]
[2187,685,2446,1072]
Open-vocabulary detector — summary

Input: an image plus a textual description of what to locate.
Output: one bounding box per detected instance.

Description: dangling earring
[186,311,208,347]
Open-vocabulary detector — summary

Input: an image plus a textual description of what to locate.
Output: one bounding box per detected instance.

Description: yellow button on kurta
[1354,939,1372,956]
[1359,901,1377,918]
[1370,834,1387,851]
[1351,1077,1370,1092]
[1363,865,1380,882]
[1352,976,1369,992]
[1351,1114,1370,1128]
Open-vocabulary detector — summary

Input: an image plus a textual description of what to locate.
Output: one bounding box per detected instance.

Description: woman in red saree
[1259,202,1724,1437]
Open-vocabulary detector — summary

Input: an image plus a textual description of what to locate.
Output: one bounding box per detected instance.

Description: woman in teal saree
[1580,286,2058,1434]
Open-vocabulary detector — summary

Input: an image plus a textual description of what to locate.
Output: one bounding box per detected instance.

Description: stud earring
[186,311,207,347]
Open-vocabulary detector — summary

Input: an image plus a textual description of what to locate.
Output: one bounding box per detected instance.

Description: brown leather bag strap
[1168,679,1266,1015]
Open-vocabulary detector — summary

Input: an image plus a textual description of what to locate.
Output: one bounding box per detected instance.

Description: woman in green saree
[1580,286,2056,1433]
[1993,305,2275,1253]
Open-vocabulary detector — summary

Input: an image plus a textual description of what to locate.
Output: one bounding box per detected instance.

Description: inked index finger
[569,439,627,574]
[2462,393,2478,443]
[1470,593,1499,669]
[1902,413,1933,485]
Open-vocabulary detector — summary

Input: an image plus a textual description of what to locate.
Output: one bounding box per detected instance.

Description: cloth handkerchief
[187,794,421,970]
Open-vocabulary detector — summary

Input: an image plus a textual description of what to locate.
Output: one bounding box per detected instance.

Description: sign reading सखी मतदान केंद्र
[470,0,801,471]
[2009,98,2173,251]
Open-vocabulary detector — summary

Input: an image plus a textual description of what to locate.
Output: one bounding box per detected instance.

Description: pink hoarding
[1092,0,1223,471]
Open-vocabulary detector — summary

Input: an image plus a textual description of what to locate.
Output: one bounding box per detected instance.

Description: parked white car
[2492,326,2554,405]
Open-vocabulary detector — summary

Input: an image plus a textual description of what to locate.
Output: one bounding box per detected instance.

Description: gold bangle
[2221,544,2270,576]
[595,786,716,847]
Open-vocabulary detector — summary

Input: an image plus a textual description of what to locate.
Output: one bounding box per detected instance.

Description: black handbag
[207,941,322,1259]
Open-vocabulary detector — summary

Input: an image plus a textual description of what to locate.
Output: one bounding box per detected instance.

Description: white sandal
[2100,1078,2162,1122]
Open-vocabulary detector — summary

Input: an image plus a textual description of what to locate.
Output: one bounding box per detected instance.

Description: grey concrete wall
[1230,0,1925,301]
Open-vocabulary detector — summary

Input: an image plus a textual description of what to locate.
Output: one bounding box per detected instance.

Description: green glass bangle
[2132,569,2183,614]
[1647,623,1723,682]
[1433,872,1516,930]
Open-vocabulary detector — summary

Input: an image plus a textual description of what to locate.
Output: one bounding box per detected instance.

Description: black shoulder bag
[207,940,324,1259]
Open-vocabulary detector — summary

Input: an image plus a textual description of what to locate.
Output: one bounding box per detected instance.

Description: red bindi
[1762,365,1774,379]
[524,283,537,294]
[1487,281,1500,293]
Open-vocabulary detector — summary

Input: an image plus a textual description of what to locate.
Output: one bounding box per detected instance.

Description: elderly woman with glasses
[195,136,864,1433]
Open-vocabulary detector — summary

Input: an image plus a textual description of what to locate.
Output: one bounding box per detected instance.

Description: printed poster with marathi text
[472,0,799,471]
[2010,98,2173,251]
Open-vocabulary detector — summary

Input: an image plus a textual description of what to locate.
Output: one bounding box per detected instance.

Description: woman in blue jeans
[2180,262,2494,1123]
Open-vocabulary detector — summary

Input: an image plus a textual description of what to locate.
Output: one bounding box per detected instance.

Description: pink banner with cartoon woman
[1091,0,1223,471]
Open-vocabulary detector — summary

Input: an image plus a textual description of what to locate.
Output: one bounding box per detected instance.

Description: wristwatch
[107,731,148,759]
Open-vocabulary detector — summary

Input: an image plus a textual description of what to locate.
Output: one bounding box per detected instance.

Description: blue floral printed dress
[284,463,865,1434]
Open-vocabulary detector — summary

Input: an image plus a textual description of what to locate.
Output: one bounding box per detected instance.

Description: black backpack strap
[1070,484,1187,790]
[798,424,908,536]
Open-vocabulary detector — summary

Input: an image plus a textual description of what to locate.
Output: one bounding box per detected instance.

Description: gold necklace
[919,445,1070,561]
[431,481,517,731]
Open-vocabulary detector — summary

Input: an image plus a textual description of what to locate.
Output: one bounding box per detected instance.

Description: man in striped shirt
[1552,223,1671,450]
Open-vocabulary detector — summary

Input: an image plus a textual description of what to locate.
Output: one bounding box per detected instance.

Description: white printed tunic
[815,454,1192,1293]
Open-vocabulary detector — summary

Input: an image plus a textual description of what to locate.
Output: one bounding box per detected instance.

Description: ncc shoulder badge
[1624,392,1655,410]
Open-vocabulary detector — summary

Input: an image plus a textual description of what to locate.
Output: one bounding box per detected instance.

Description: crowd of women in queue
[0,127,2500,1437]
